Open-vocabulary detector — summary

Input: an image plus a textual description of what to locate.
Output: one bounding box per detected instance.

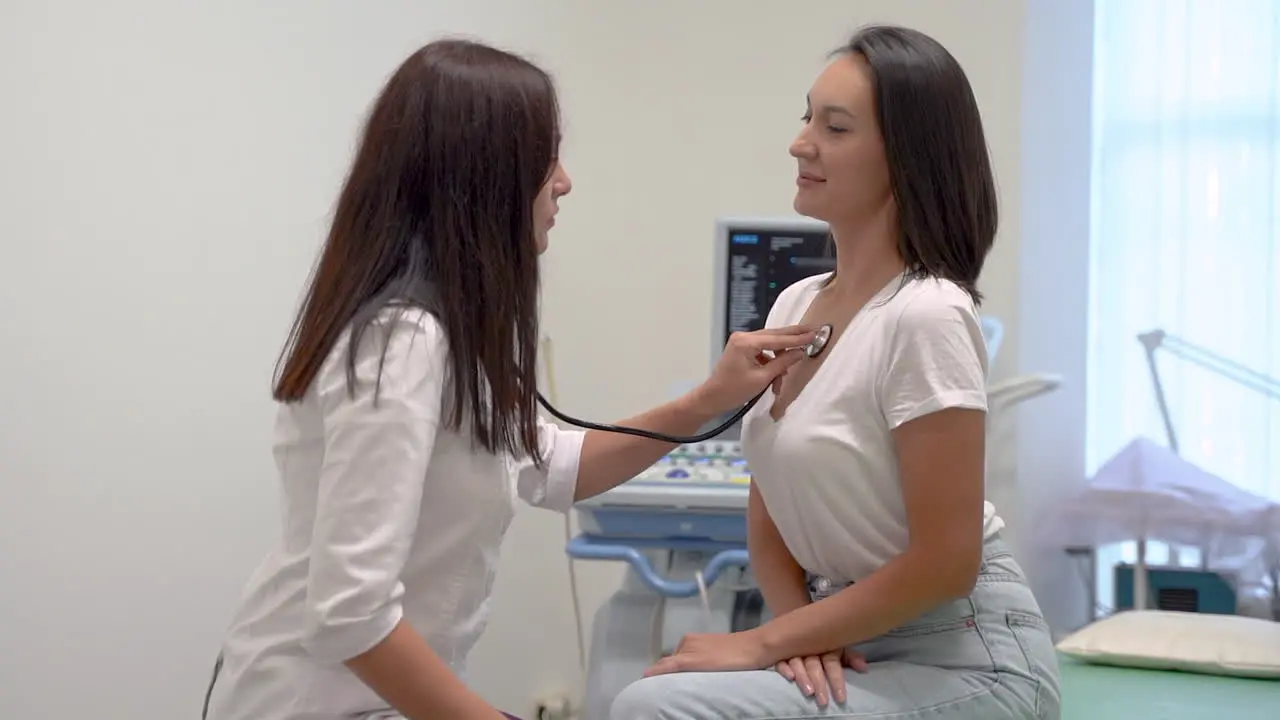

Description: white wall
[0,1,1091,717]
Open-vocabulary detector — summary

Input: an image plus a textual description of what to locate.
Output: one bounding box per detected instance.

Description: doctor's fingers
[733,327,818,353]
[753,323,820,337]
[757,349,806,377]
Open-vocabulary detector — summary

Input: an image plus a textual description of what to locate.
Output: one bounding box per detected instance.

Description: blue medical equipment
[570,435,763,718]
[1113,564,1238,615]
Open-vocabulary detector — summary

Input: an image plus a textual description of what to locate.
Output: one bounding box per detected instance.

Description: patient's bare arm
[747,483,812,617]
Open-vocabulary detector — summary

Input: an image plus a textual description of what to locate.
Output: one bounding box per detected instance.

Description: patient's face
[789,54,892,228]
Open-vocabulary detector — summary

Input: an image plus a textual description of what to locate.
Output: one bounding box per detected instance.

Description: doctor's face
[789,54,893,228]
[534,160,572,254]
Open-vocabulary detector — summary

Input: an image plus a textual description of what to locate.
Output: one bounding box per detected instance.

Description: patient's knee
[609,676,665,719]
[609,674,699,720]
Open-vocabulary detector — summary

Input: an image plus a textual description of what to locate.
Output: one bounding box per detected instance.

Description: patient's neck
[827,212,905,299]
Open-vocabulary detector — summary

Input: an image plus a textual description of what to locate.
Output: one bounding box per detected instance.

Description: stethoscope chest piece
[806,324,834,358]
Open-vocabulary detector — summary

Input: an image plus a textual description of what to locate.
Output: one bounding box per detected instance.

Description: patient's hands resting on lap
[775,647,868,707]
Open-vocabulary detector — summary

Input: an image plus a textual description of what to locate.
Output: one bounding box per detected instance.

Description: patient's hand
[643,631,770,676]
[774,648,867,707]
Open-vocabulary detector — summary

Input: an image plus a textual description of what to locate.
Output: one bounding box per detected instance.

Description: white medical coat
[205,307,583,720]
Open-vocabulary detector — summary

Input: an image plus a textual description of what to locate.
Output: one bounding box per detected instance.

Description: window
[1087,0,1280,614]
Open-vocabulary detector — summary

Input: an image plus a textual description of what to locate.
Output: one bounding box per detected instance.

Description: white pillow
[1056,609,1280,679]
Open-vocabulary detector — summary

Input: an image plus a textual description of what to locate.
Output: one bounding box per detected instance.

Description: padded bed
[1060,653,1280,719]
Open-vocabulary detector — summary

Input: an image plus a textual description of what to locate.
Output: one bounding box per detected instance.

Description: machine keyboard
[632,440,752,486]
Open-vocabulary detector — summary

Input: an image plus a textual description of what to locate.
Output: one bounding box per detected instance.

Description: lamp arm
[1138,329,1280,455]
[1151,331,1280,399]
[1139,332,1182,454]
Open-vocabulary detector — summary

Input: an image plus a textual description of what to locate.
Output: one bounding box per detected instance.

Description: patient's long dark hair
[833,25,998,304]
[271,38,560,462]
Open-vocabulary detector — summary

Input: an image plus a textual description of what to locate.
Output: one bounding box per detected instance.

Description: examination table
[1059,653,1280,719]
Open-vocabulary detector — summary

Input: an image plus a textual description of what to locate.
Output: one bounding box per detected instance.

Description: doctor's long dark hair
[272,39,558,463]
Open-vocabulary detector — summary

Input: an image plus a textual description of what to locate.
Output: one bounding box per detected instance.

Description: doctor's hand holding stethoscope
[539,323,832,443]
[700,324,823,405]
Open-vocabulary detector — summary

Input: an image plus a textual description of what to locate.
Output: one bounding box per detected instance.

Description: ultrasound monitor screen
[722,224,834,346]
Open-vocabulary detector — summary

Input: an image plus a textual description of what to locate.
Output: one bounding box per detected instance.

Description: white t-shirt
[207,307,584,720]
[741,272,1003,584]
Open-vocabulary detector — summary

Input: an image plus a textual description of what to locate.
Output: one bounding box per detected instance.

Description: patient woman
[610,24,1062,720]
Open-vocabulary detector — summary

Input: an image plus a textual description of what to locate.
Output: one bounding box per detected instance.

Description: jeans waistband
[806,532,1011,602]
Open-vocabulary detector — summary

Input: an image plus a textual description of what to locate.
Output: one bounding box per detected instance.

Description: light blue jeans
[609,533,1061,719]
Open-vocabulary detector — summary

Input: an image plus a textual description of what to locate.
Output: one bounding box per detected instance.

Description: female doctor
[202,39,816,720]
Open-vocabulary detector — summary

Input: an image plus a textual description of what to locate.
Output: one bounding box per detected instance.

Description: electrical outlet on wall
[530,690,575,720]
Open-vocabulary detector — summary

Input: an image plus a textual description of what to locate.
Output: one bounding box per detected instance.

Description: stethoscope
[535,323,834,444]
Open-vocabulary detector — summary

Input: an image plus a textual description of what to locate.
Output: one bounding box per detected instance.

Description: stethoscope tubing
[536,324,833,444]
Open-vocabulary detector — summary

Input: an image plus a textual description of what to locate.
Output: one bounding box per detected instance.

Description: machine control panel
[574,439,752,518]
[632,441,751,486]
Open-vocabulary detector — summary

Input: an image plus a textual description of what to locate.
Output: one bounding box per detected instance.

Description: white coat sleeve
[300,310,446,663]
[512,418,584,513]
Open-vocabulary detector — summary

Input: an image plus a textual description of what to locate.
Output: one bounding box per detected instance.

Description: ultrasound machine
[568,216,1014,718]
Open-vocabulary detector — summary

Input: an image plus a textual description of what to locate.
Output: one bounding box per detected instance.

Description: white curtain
[1088,0,1280,613]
